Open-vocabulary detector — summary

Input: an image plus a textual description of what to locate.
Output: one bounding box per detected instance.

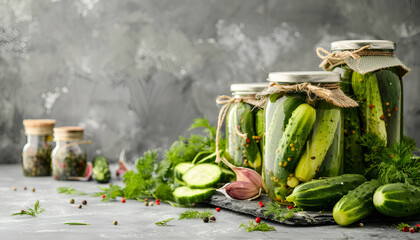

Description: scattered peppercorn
[102,194,105,199]
[216,207,221,212]
[403,226,410,232]
[246,138,251,144]
[255,217,261,224]
[144,201,148,206]
[21,210,24,213]
[203,217,209,223]
[78,204,82,209]
[148,202,154,206]
[121,198,126,203]
[192,203,196,207]
[156,202,160,205]
[113,220,118,225]
[359,223,364,227]
[24,187,27,190]
[414,225,420,232]
[410,228,415,233]
[82,200,87,205]
[288,205,293,210]
[210,216,216,222]
[32,188,35,192]
[70,199,75,204]
[12,187,16,191]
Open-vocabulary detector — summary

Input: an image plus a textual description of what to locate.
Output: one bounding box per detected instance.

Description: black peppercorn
[210,216,216,222]
[78,204,82,209]
[82,200,87,205]
[203,217,209,223]
[70,199,75,204]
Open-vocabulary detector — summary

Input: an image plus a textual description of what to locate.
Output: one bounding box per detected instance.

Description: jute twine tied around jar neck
[316,45,393,71]
[215,95,265,164]
[53,127,93,148]
[255,82,359,108]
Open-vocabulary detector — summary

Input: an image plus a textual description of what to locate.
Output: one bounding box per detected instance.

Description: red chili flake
[369,104,374,109]
[255,217,261,224]
[380,115,385,120]
[102,194,105,199]
[216,207,221,212]
[288,205,293,210]
[246,138,251,144]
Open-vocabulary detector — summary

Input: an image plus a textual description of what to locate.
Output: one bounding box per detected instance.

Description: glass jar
[330,40,406,146]
[52,126,87,180]
[22,119,56,176]
[263,72,344,202]
[225,83,268,173]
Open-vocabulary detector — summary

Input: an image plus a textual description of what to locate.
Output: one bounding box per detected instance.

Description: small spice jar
[22,119,56,176]
[224,83,268,173]
[52,127,87,180]
[261,72,355,202]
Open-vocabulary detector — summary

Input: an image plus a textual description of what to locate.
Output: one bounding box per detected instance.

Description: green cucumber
[173,186,215,205]
[92,156,111,183]
[225,104,238,163]
[236,103,262,172]
[286,174,367,210]
[373,183,420,217]
[338,68,364,174]
[220,167,235,183]
[375,69,402,145]
[255,108,264,155]
[174,162,194,180]
[333,179,382,226]
[273,103,316,186]
[351,72,387,145]
[295,102,341,182]
[182,163,222,189]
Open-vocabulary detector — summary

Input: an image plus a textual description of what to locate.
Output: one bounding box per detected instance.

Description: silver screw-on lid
[230,83,269,94]
[331,40,395,51]
[268,71,341,83]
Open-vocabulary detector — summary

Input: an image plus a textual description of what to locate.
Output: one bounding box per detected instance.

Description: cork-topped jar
[52,126,87,180]
[22,119,56,176]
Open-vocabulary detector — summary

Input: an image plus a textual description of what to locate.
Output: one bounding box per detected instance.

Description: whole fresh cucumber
[273,103,316,186]
[351,72,387,145]
[92,156,111,183]
[295,101,341,182]
[225,104,238,163]
[337,67,364,174]
[236,102,262,172]
[373,182,420,217]
[375,69,402,145]
[286,174,367,210]
[333,179,382,226]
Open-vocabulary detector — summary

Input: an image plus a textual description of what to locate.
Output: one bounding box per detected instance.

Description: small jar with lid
[261,72,352,202]
[52,126,87,180]
[224,83,268,173]
[22,119,56,176]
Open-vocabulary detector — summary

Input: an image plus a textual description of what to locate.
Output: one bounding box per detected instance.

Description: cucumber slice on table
[173,186,215,205]
[182,163,222,188]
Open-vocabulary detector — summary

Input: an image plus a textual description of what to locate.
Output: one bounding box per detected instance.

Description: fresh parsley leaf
[153,183,174,202]
[178,209,213,220]
[239,220,276,232]
[57,185,87,195]
[188,117,216,140]
[12,200,45,217]
[155,218,175,226]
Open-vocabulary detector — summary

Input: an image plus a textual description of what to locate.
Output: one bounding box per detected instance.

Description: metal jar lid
[268,71,340,83]
[331,40,395,51]
[53,126,84,141]
[230,82,269,95]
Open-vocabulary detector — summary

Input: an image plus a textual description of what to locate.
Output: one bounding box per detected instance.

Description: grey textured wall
[1,0,419,163]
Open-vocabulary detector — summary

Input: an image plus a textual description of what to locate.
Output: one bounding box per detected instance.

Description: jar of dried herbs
[224,83,268,173]
[52,127,87,180]
[257,72,358,202]
[317,40,410,174]
[22,119,56,176]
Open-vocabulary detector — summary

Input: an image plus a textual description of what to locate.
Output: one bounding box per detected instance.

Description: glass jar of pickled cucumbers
[52,126,87,180]
[225,83,268,173]
[22,119,56,176]
[324,40,409,174]
[262,72,344,202]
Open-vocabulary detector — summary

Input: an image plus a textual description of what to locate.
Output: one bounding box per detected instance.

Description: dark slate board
[207,192,420,226]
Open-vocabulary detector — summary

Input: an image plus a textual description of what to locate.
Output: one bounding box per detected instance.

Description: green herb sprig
[239,220,276,232]
[12,200,45,217]
[264,202,302,222]
[155,218,175,226]
[178,209,213,220]
[92,185,123,202]
[57,185,87,195]
[64,222,90,225]
[394,222,411,231]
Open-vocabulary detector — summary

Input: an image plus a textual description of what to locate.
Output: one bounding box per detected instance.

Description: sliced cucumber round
[182,163,222,188]
[174,162,195,180]
[173,186,215,205]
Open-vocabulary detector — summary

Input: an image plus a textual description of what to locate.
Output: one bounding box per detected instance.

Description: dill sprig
[57,185,87,195]
[239,220,276,232]
[64,222,90,225]
[155,218,175,226]
[178,209,213,220]
[12,200,45,217]
[264,202,302,222]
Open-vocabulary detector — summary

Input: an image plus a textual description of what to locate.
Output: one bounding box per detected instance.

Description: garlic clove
[221,181,261,200]
[232,167,263,189]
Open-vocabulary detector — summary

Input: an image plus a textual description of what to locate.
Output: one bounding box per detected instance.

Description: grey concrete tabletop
[0,164,418,240]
